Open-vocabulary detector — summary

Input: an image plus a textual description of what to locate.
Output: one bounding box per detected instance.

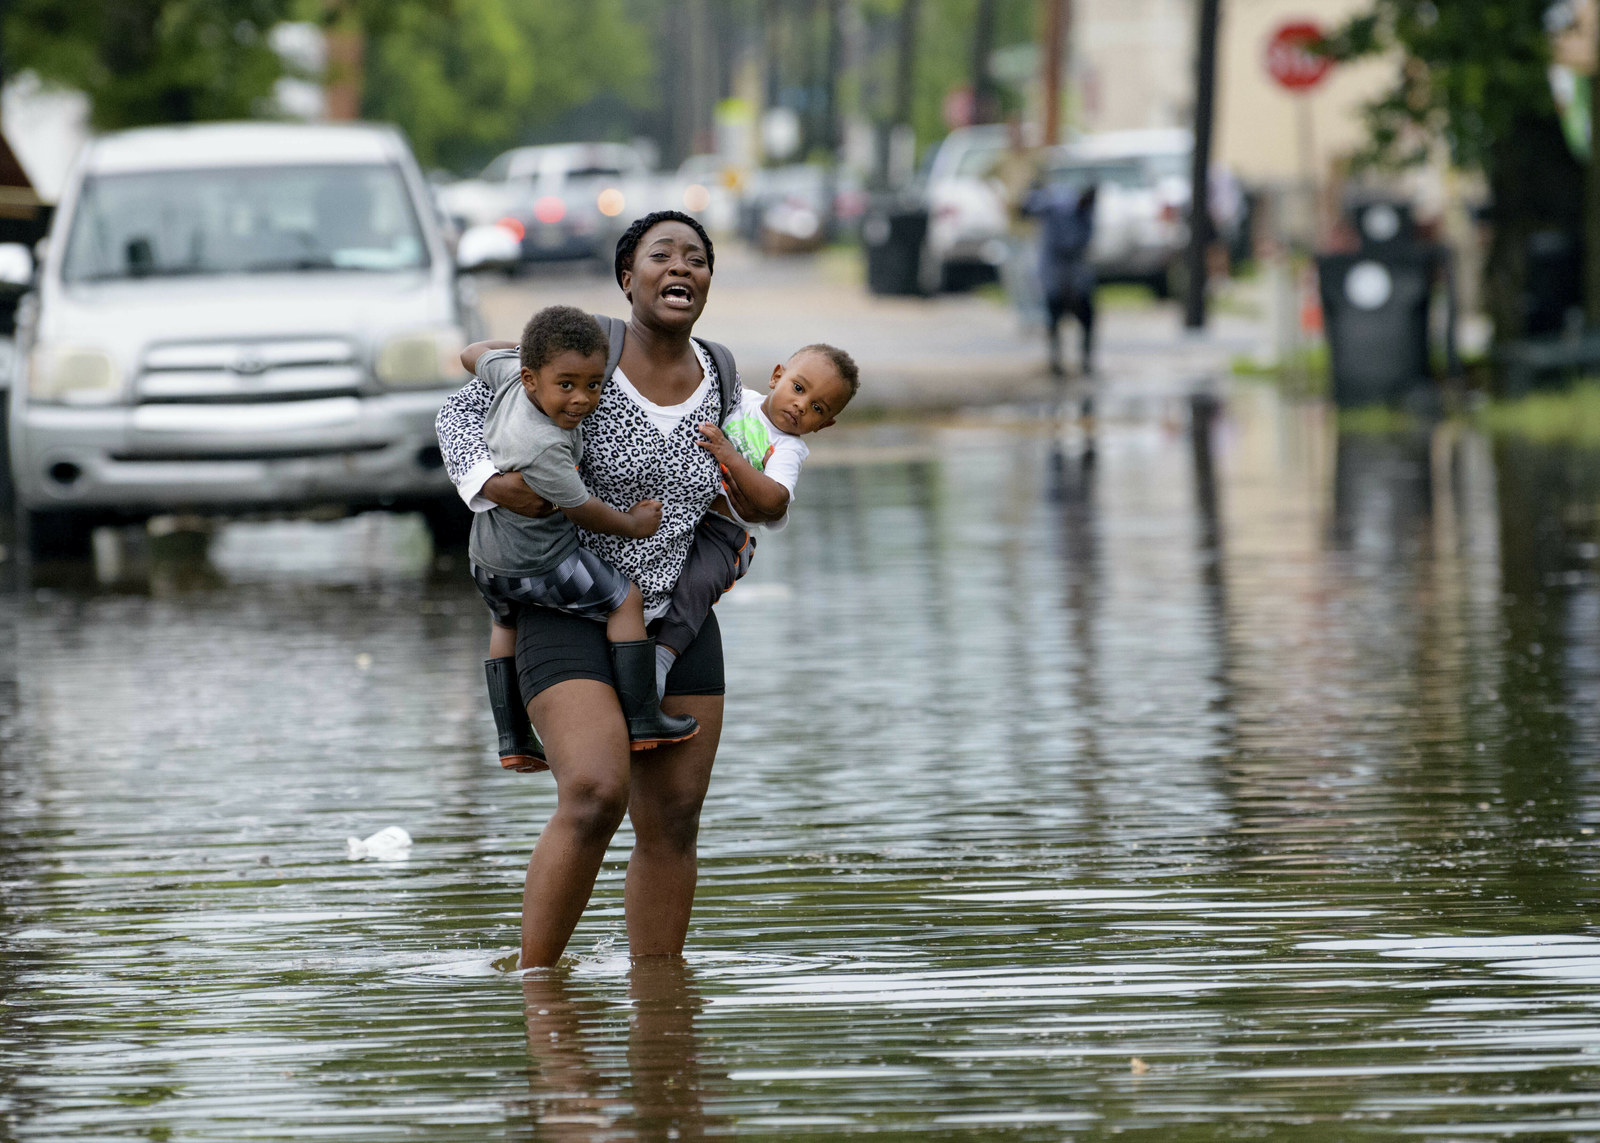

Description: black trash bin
[862,201,928,296]
[1317,246,1441,407]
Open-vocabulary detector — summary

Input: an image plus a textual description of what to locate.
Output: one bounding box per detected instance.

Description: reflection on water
[2,384,1600,1139]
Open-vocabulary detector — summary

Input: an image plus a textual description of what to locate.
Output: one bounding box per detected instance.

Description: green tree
[1324,0,1583,348]
[4,0,289,128]
[362,0,652,172]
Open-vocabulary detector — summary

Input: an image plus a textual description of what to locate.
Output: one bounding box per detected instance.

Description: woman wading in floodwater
[436,212,777,966]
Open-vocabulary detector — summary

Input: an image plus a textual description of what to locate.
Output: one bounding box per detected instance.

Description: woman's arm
[460,339,517,375]
[436,346,556,517]
[562,497,663,539]
[696,423,790,522]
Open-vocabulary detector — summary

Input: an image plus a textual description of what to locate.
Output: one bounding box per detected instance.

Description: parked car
[12,120,481,557]
[919,125,1014,292]
[1047,128,1242,297]
[438,142,655,267]
[665,154,740,234]
[735,163,868,253]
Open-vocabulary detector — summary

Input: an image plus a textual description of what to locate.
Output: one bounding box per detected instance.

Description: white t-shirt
[611,339,715,437]
[718,388,808,531]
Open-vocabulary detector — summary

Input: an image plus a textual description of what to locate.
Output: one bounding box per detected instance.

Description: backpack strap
[694,337,741,423]
[593,313,627,381]
[592,314,739,422]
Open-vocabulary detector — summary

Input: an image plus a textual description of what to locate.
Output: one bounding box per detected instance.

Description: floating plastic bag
[346,826,413,861]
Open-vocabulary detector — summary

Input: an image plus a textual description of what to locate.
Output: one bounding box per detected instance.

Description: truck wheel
[25,509,97,560]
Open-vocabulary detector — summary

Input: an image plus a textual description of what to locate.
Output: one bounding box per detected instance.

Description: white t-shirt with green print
[717,388,808,532]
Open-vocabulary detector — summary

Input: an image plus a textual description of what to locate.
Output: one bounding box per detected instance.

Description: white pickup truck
[11,120,482,557]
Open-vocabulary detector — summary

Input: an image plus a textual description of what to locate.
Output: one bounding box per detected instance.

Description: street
[5,346,1600,1135]
[471,244,1269,416]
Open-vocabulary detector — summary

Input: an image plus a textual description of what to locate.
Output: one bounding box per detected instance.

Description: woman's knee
[632,786,706,855]
[556,771,630,841]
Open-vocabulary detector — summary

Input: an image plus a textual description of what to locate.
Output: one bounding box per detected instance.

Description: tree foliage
[362,0,652,172]
[1322,0,1560,171]
[1324,0,1582,344]
[4,0,651,174]
[4,0,289,128]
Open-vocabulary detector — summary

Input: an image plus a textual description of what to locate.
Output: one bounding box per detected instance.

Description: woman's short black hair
[520,305,607,372]
[614,210,715,292]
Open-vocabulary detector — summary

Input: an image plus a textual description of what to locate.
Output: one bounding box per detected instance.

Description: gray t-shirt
[467,348,593,577]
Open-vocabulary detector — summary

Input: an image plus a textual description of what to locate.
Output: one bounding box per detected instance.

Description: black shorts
[515,604,724,701]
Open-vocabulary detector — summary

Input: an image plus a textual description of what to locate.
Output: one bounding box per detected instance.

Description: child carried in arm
[653,343,861,696]
[466,306,698,772]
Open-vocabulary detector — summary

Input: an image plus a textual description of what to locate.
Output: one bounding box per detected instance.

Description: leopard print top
[437,341,723,617]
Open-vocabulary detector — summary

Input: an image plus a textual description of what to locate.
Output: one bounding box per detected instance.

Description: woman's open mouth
[661,283,695,308]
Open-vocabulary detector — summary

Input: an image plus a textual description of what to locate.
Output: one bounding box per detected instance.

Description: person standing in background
[987,119,1045,324]
[1026,181,1098,378]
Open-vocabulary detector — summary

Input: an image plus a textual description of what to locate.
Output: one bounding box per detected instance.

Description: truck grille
[139,337,364,402]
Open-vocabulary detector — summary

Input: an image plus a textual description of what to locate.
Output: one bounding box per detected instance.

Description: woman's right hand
[624,499,664,538]
[483,472,556,518]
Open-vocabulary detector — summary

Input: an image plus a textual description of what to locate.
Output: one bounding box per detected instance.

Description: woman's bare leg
[489,619,517,659]
[624,693,723,958]
[521,679,631,967]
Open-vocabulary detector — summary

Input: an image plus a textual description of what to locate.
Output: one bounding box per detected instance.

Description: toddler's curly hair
[520,306,607,372]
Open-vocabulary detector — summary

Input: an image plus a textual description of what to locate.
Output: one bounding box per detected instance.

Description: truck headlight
[375,328,467,388]
[27,345,122,405]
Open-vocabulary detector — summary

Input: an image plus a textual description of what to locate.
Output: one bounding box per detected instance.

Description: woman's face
[621,221,712,332]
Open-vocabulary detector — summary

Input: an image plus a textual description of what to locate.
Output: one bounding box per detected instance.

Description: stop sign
[1266,21,1332,91]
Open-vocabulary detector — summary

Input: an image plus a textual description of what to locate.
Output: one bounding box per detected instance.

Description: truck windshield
[62,164,430,282]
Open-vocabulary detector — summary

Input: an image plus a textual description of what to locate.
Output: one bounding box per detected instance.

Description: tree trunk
[1484,113,1584,373]
[1587,54,1600,327]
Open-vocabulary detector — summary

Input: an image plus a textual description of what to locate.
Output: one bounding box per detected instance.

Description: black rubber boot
[610,638,698,750]
[484,657,547,773]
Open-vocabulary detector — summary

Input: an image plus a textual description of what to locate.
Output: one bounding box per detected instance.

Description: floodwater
[3,383,1600,1140]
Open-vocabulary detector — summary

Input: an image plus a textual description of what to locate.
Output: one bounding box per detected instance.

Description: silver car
[437,142,653,265]
[12,121,479,556]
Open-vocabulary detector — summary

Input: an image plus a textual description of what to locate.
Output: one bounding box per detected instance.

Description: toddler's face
[522,349,607,430]
[764,351,850,436]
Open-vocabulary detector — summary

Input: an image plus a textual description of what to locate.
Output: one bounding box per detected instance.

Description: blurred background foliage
[1323,0,1582,341]
[2,0,288,127]
[0,0,1042,174]
[356,0,651,170]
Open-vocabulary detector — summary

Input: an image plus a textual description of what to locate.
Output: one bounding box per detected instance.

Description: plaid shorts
[471,547,633,627]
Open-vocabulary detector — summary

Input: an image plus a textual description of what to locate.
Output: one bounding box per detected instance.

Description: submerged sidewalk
[474,242,1270,419]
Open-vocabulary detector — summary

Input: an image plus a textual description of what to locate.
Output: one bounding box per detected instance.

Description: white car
[438,142,656,266]
[666,154,739,234]
[12,121,481,557]
[1049,128,1241,297]
[920,125,1014,291]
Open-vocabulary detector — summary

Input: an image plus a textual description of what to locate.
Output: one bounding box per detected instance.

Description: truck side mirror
[0,243,32,286]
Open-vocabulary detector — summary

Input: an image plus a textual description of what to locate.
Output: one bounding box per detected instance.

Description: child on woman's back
[467,306,697,771]
[652,343,860,694]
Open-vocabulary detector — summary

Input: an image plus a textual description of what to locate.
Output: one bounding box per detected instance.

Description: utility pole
[323,0,364,121]
[890,0,921,185]
[821,0,844,235]
[971,0,998,125]
[1184,0,1221,330]
[894,0,921,130]
[1587,2,1600,328]
[1041,0,1069,145]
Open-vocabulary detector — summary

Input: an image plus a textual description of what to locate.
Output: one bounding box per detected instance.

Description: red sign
[1266,22,1332,91]
[942,86,975,130]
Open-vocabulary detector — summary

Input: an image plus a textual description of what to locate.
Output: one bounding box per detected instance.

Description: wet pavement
[3,381,1600,1140]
